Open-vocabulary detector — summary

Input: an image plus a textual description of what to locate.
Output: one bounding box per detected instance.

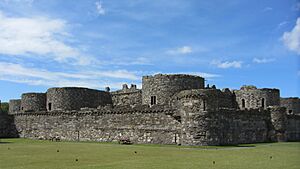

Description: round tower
[176,89,220,146]
[142,74,204,106]
[21,93,46,112]
[46,87,112,111]
[9,99,21,114]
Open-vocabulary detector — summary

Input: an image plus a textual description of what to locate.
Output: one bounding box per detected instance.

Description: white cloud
[167,46,193,55]
[95,1,105,15]
[107,57,153,66]
[0,62,139,89]
[263,7,273,12]
[182,72,220,79]
[278,21,288,28]
[253,58,275,64]
[154,71,220,80]
[282,18,300,55]
[0,11,92,65]
[3,0,34,5]
[211,60,242,69]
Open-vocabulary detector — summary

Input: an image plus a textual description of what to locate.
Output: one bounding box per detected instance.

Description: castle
[0,74,300,146]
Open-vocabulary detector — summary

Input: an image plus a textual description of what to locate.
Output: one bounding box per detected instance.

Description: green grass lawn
[0,139,299,169]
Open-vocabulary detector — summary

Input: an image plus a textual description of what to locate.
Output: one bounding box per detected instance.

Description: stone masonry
[1,73,300,145]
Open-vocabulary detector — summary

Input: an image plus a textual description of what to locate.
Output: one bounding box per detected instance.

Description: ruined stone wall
[21,93,46,112]
[46,87,112,111]
[142,74,204,105]
[111,84,142,106]
[0,112,18,138]
[9,99,21,114]
[215,109,271,145]
[13,106,181,144]
[269,106,287,141]
[176,89,236,111]
[234,86,280,110]
[177,89,271,146]
[280,97,300,115]
[286,115,300,141]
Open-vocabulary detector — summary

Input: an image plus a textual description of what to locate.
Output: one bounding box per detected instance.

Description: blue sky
[0,0,299,102]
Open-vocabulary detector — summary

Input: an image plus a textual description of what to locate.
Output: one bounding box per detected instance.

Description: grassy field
[0,139,299,169]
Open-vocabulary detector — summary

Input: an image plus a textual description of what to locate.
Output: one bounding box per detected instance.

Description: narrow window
[242,99,245,108]
[48,103,52,111]
[174,134,177,144]
[203,100,206,111]
[261,98,265,108]
[151,96,156,105]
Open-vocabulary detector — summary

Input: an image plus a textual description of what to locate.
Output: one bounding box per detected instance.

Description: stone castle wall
[111,84,142,106]
[234,86,280,110]
[12,106,181,144]
[142,74,204,105]
[46,87,112,111]
[270,106,288,141]
[280,98,300,115]
[176,89,236,110]
[9,99,21,114]
[21,93,46,112]
[286,115,300,141]
[177,89,272,146]
[0,112,18,138]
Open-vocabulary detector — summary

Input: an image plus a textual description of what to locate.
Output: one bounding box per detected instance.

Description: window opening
[242,99,245,108]
[48,103,52,111]
[151,96,156,105]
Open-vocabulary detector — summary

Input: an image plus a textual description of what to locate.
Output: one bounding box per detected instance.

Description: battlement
[110,84,142,107]
[111,84,141,95]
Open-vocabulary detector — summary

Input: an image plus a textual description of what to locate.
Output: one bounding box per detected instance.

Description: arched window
[242,99,245,108]
[261,98,265,108]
